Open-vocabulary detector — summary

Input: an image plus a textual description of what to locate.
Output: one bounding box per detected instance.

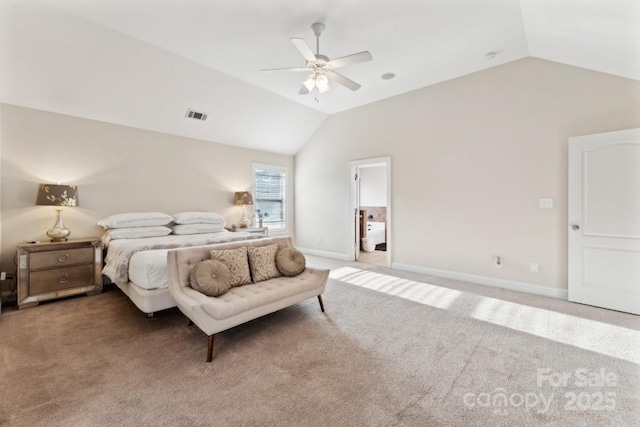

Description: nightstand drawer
[29,247,94,269]
[29,264,95,295]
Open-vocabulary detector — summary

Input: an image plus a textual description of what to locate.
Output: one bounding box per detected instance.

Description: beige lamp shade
[234,191,253,206]
[36,183,79,207]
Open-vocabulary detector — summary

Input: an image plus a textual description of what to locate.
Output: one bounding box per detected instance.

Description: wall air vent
[185,109,208,121]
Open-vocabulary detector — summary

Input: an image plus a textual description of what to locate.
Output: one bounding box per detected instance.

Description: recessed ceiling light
[381,73,395,80]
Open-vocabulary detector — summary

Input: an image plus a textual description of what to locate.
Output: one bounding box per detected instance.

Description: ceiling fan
[262,22,372,95]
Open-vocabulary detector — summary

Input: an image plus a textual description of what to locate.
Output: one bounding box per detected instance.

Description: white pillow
[97,212,173,229]
[172,211,225,225]
[171,224,225,235]
[102,226,172,246]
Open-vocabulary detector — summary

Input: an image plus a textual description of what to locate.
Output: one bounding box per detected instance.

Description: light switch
[539,198,554,209]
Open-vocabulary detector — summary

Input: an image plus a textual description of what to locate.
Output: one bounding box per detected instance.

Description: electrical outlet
[539,198,554,209]
[529,263,539,273]
[316,237,321,244]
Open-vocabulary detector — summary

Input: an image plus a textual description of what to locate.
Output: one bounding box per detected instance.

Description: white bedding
[129,249,171,290]
[104,231,269,315]
[103,231,264,284]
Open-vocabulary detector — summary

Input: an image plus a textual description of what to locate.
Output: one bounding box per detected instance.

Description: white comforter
[103,231,264,284]
[129,250,171,290]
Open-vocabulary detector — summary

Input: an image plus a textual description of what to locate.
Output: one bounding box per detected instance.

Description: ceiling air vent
[185,109,208,121]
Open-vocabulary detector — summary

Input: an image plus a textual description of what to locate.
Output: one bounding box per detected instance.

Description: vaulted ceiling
[1,0,638,154]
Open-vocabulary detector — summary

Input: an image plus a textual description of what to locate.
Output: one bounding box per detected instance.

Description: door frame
[348,157,391,268]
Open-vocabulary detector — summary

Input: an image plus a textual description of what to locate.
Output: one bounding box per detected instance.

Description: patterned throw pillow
[189,260,232,297]
[247,244,281,283]
[276,247,306,277]
[210,247,252,287]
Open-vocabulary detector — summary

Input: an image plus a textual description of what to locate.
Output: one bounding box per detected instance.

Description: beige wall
[295,58,640,291]
[0,104,294,273]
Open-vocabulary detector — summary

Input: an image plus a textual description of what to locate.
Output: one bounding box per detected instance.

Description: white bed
[103,231,266,316]
[129,249,172,290]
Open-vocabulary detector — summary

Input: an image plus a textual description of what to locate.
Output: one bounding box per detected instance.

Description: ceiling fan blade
[327,51,372,68]
[298,84,310,95]
[261,67,309,72]
[325,70,361,91]
[291,38,317,62]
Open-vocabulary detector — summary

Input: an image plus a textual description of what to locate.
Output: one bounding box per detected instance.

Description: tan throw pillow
[247,244,281,283]
[276,247,306,277]
[210,247,252,287]
[190,260,232,297]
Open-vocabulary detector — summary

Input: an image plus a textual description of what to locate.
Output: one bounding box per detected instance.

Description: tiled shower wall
[360,206,386,223]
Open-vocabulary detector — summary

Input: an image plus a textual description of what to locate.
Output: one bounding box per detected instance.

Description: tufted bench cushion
[201,269,326,319]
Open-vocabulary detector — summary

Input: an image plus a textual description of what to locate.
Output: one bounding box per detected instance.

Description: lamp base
[239,205,250,228]
[47,208,71,242]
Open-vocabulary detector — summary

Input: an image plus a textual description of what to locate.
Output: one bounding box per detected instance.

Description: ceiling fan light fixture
[303,76,316,91]
[316,74,330,94]
[316,74,329,87]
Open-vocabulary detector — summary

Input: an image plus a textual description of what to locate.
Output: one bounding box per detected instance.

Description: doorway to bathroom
[348,157,391,268]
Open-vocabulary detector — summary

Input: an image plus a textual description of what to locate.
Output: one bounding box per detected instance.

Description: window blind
[254,167,286,230]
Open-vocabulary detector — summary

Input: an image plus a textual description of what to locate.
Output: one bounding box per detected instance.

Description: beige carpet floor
[1,256,638,426]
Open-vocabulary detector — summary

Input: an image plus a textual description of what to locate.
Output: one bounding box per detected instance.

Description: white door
[568,128,640,315]
[354,169,361,261]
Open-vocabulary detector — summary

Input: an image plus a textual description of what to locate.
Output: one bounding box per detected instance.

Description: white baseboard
[391,262,568,300]
[298,248,351,261]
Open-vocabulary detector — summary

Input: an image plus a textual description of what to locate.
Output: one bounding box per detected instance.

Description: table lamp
[36,183,79,242]
[234,191,253,228]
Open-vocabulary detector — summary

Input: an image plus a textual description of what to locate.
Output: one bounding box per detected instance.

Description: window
[253,164,287,232]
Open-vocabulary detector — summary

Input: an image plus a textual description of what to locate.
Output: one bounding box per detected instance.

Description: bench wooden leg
[317,295,325,312]
[207,335,215,362]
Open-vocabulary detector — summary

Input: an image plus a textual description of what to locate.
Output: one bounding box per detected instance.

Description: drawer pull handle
[58,274,70,284]
[57,253,70,263]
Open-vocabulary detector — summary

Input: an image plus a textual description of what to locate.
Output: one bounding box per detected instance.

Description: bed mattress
[129,249,171,290]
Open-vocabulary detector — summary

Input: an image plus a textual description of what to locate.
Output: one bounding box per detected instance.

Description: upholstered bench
[167,237,329,362]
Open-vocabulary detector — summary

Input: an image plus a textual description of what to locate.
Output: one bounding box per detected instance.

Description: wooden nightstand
[16,238,102,309]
